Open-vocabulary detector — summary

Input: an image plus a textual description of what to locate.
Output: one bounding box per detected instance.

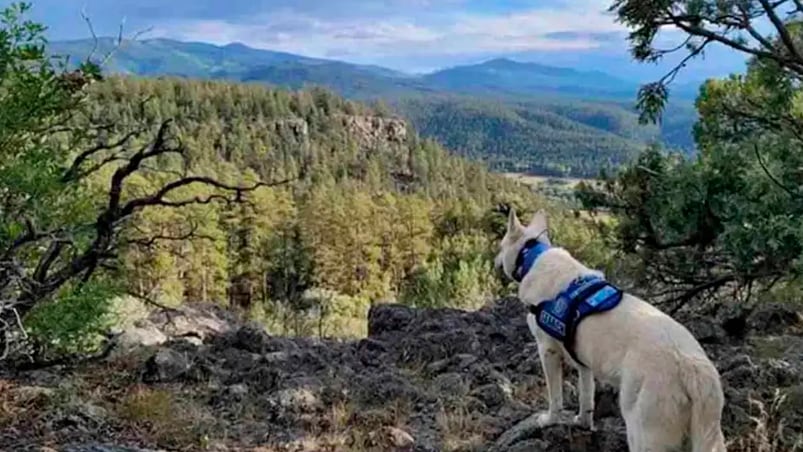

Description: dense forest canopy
[395,95,649,177]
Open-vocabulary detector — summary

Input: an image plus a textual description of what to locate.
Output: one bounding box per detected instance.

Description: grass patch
[116,384,212,449]
[749,337,789,360]
[0,380,52,428]
[512,376,544,406]
[436,404,487,452]
[728,390,803,452]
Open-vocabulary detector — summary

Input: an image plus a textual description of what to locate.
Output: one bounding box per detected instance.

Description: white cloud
[158,4,627,63]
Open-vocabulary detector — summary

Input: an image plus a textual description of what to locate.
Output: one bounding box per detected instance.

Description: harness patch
[530,275,623,366]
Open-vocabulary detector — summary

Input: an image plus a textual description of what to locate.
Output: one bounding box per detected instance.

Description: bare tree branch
[62,128,142,182]
[2,119,298,338]
[32,239,68,282]
[758,0,803,64]
[79,7,154,69]
[79,7,100,63]
[669,16,803,74]
[126,290,180,313]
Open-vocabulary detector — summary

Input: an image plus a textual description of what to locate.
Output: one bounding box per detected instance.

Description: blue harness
[513,239,623,367]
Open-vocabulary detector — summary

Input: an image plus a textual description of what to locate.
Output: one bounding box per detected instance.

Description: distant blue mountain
[424,58,639,100]
[50,39,654,99]
[50,38,325,79]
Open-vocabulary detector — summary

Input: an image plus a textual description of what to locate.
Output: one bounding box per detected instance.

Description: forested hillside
[28,76,604,345]
[51,38,327,78]
[393,95,698,177]
[394,95,649,176]
[422,58,639,99]
[78,77,495,338]
[50,38,699,176]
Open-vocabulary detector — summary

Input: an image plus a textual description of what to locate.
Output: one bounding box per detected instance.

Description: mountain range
[49,38,701,176]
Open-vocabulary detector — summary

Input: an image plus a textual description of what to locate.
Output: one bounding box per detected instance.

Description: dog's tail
[685,358,727,452]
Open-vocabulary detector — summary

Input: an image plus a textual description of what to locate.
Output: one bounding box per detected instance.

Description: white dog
[495,208,726,452]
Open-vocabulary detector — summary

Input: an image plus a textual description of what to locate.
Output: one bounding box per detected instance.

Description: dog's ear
[507,207,523,237]
[530,209,551,244]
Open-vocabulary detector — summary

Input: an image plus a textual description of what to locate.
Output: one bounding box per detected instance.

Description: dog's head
[494,207,551,281]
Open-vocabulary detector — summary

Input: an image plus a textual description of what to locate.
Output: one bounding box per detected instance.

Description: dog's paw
[572,413,595,431]
[535,411,560,428]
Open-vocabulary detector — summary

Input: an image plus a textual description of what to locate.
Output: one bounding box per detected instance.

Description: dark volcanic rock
[749,303,803,334]
[20,297,794,452]
[142,348,192,383]
[685,314,727,344]
[122,298,802,451]
[62,446,163,452]
[368,303,417,335]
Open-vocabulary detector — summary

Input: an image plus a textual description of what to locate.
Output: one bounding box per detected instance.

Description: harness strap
[528,278,621,368]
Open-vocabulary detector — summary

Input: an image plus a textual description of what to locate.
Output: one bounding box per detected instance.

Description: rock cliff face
[268,114,414,188]
[337,114,414,186]
[270,115,408,148]
[339,115,408,146]
[1,299,801,451]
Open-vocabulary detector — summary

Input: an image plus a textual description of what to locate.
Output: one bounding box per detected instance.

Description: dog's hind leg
[627,376,689,452]
[527,313,564,427]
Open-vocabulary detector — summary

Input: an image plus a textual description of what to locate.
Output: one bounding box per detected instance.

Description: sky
[22,0,747,82]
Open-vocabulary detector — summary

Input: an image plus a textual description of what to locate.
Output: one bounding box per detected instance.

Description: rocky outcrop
[136,299,803,449]
[4,298,802,451]
[339,115,408,146]
[110,302,238,354]
[269,115,408,148]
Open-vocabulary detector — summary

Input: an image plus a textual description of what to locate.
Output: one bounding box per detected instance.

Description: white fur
[495,209,726,452]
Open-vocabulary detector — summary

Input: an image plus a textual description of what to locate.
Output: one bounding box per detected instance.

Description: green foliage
[400,233,500,309]
[25,278,121,356]
[579,47,803,307]
[264,221,314,311]
[1,3,69,144]
[636,82,668,124]
[0,3,119,358]
[0,3,93,244]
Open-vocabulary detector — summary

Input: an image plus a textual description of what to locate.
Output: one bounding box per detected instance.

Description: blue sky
[24,0,747,81]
